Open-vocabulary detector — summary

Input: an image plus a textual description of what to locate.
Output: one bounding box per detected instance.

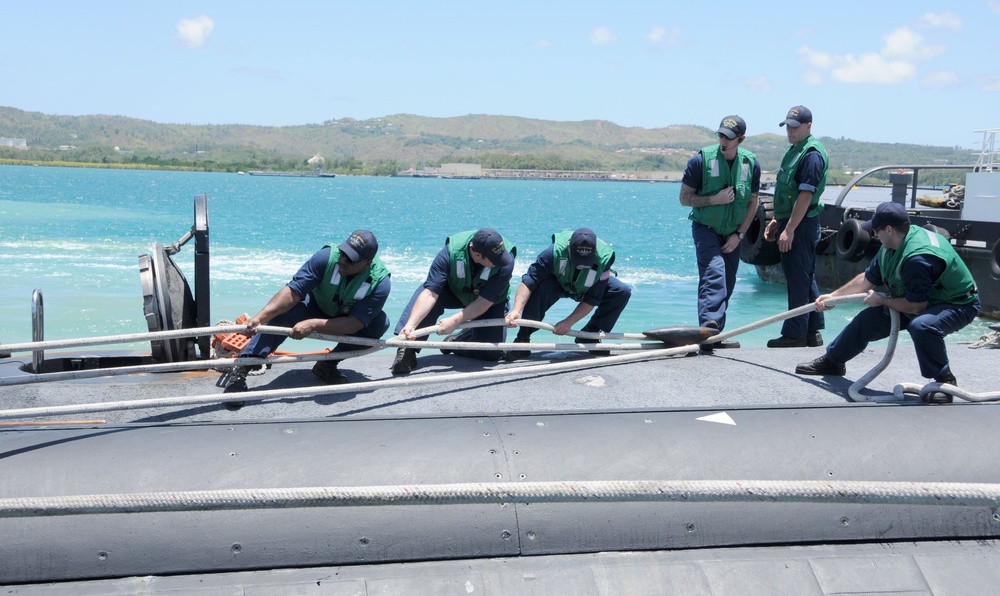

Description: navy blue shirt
[865,252,947,304]
[682,151,762,192]
[286,247,391,326]
[793,149,826,195]
[424,246,515,304]
[521,245,611,306]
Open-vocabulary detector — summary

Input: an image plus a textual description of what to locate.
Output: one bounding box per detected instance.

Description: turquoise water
[0,165,993,350]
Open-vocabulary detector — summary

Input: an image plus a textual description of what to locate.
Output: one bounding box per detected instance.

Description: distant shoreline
[0,159,202,172]
[0,159,685,181]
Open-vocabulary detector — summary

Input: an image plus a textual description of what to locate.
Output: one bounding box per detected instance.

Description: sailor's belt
[960,288,979,300]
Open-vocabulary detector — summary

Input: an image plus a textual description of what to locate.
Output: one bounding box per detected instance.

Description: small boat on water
[740,128,1000,319]
[3,180,1000,593]
[247,166,336,177]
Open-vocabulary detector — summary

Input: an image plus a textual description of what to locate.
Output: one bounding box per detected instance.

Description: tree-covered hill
[0,106,976,183]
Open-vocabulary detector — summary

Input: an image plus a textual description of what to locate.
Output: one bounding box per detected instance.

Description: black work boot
[503,330,533,361]
[220,356,266,410]
[924,370,957,404]
[578,325,610,357]
[795,355,846,376]
[440,330,474,355]
[312,359,349,385]
[391,348,417,375]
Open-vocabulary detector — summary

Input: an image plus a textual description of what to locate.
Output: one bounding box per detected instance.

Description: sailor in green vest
[503,228,631,360]
[764,105,829,349]
[391,228,516,375]
[221,230,392,396]
[796,202,980,402]
[679,115,761,353]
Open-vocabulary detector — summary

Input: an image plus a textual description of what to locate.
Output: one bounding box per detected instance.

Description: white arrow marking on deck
[696,412,736,426]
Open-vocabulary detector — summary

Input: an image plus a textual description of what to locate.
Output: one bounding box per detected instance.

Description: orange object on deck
[213,314,250,357]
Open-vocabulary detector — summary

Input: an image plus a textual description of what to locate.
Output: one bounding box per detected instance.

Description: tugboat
[741,128,1000,319]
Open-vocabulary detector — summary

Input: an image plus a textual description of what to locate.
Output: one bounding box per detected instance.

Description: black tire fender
[740,197,781,266]
[836,218,870,263]
[991,237,1000,280]
[923,223,951,240]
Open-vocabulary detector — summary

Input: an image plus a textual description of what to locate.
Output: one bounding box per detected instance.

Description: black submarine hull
[3,403,999,585]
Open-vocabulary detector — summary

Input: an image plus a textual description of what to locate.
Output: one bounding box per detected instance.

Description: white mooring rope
[1,293,998,410]
[1,479,999,518]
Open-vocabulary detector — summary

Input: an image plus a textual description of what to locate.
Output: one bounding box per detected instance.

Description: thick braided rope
[848,308,902,402]
[2,479,999,518]
[0,344,693,420]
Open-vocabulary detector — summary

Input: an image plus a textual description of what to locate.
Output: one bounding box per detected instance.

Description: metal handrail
[31,289,43,373]
[833,164,974,208]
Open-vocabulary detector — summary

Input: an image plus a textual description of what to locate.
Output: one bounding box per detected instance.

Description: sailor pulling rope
[1,294,998,413]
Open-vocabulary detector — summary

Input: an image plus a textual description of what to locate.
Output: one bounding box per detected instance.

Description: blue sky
[3,1,998,149]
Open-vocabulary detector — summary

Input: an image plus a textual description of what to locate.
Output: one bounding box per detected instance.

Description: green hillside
[0,106,976,183]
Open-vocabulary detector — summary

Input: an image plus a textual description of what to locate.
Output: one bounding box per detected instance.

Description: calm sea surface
[0,165,993,351]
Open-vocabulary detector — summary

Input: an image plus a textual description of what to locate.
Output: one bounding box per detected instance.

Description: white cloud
[981,77,1000,92]
[741,75,773,92]
[881,27,944,61]
[798,46,836,70]
[177,15,214,49]
[534,39,552,48]
[920,11,962,30]
[831,53,915,84]
[795,27,942,85]
[590,26,617,46]
[797,46,834,82]
[921,70,959,89]
[646,26,681,46]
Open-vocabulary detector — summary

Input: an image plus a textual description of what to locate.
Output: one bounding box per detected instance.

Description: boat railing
[834,129,998,208]
[833,164,975,208]
[974,128,999,172]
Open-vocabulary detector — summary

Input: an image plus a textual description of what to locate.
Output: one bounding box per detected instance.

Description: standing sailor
[765,105,828,348]
[679,115,760,353]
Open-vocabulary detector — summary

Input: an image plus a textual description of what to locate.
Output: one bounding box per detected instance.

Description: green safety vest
[876,226,977,309]
[774,136,827,220]
[551,230,615,300]
[689,144,757,235]
[310,246,390,317]
[445,230,516,306]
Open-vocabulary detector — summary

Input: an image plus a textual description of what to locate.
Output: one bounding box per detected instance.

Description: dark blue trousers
[777,215,825,339]
[827,298,980,378]
[519,275,632,333]
[692,222,741,330]
[241,297,389,358]
[393,286,508,361]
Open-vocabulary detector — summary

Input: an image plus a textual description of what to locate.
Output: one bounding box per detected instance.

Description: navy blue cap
[338,230,378,262]
[861,202,910,232]
[717,115,746,139]
[471,228,511,267]
[779,105,812,128]
[569,228,597,268]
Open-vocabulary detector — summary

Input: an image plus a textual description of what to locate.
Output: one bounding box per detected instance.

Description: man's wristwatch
[736,231,745,240]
